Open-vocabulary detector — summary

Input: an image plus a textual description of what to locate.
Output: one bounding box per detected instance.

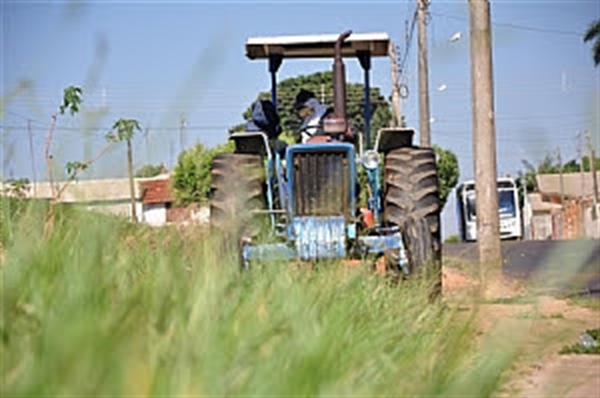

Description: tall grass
[2,198,516,396]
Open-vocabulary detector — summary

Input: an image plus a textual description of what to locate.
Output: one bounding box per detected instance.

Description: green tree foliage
[172,141,235,205]
[135,163,168,178]
[106,119,141,142]
[231,71,392,145]
[584,18,600,66]
[59,86,83,116]
[433,145,460,210]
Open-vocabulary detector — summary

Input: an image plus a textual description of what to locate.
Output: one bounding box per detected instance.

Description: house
[524,172,600,240]
[138,175,211,226]
[2,174,210,227]
[139,176,175,226]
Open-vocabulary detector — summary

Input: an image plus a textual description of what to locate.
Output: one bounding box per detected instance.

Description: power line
[430,11,583,37]
[398,6,419,77]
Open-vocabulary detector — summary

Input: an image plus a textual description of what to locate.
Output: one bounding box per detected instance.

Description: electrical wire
[398,6,419,77]
[429,11,584,37]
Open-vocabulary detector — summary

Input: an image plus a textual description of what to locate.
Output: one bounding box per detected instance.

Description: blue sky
[1,0,599,237]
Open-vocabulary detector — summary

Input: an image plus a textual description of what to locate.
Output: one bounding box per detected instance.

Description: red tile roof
[140,179,175,204]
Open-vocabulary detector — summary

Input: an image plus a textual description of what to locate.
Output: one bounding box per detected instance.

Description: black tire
[209,153,267,247]
[401,216,434,269]
[383,147,442,294]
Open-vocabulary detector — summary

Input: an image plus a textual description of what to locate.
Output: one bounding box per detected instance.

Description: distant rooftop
[245,32,391,60]
[536,172,600,199]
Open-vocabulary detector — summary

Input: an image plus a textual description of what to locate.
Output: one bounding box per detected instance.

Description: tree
[135,163,168,178]
[45,85,83,198]
[231,71,392,146]
[172,141,235,205]
[584,19,600,66]
[107,119,141,222]
[518,153,562,195]
[433,145,460,210]
[44,86,121,235]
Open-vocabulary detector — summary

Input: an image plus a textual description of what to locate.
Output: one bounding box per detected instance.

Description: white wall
[584,205,600,239]
[86,202,143,222]
[142,204,167,226]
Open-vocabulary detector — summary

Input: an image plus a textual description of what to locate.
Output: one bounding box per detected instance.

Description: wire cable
[429,11,584,37]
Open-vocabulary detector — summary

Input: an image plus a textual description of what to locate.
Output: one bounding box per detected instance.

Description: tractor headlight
[361,150,380,170]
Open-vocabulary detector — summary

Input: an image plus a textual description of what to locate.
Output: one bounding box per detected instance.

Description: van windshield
[499,190,516,218]
[465,190,516,221]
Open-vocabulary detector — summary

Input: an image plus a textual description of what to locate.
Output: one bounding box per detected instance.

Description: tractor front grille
[292,150,350,216]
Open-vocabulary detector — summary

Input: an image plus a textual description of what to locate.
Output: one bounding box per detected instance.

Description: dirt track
[443,267,600,398]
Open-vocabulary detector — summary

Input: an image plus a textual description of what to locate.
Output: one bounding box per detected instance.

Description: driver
[293,89,331,143]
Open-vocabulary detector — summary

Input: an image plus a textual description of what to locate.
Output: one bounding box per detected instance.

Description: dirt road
[443,267,600,398]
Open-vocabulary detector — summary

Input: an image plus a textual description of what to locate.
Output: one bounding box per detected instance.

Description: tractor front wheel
[209,153,267,252]
[383,147,442,295]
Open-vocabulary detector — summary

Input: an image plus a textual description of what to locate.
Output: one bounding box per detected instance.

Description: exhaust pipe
[333,30,351,120]
[324,30,352,134]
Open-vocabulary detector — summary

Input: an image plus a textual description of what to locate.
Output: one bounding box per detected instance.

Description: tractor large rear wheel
[209,153,267,249]
[383,147,442,295]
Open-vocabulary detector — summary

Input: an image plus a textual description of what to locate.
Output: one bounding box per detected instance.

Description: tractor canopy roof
[245,32,391,60]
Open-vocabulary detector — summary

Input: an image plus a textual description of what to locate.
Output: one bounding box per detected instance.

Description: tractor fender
[374,127,415,155]
[230,132,272,158]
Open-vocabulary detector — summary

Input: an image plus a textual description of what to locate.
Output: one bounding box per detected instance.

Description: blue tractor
[210,31,441,287]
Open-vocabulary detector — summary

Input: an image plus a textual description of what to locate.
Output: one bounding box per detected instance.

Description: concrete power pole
[577,133,585,198]
[417,0,431,147]
[179,115,187,154]
[577,132,585,236]
[469,0,501,269]
[389,42,403,127]
[27,119,37,197]
[587,130,598,218]
[557,146,565,208]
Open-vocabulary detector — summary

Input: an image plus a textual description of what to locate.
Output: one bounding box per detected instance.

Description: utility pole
[389,42,403,127]
[126,138,137,223]
[469,0,501,269]
[27,119,37,197]
[577,132,585,236]
[169,139,174,170]
[179,114,187,154]
[557,146,565,208]
[577,133,585,197]
[587,130,598,218]
[417,0,431,147]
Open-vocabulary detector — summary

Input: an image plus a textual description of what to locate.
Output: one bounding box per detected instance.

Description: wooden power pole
[469,0,501,269]
[417,0,431,147]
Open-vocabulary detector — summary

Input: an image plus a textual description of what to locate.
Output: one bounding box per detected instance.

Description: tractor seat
[249,99,281,140]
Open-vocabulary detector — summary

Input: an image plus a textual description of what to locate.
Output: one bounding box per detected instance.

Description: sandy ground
[443,266,600,398]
